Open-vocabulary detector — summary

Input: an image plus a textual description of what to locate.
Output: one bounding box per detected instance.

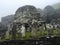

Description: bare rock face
[14,5,40,23]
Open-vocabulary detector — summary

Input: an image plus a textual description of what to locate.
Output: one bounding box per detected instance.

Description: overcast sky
[0,0,60,21]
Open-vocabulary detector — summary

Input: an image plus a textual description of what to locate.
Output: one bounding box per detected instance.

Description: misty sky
[0,0,60,21]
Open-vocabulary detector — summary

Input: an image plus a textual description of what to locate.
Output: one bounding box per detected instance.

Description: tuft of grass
[25,32,31,39]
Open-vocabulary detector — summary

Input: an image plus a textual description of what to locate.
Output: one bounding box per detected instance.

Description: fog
[0,0,60,21]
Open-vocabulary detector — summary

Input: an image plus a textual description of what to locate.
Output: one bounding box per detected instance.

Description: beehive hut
[14,5,41,23]
[6,5,46,39]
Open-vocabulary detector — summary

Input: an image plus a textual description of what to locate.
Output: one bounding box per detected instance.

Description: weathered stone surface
[21,25,26,37]
[6,5,45,38]
[14,5,41,23]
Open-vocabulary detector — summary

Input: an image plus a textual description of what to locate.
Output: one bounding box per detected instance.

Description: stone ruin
[6,5,46,39]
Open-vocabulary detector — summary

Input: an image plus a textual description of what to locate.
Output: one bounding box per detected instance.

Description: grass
[53,29,60,36]
[25,32,31,39]
[0,28,60,41]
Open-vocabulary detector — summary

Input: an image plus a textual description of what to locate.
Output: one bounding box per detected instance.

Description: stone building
[7,5,46,39]
[14,5,41,23]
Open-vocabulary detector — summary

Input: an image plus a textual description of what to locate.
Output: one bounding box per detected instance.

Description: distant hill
[1,15,14,26]
[52,3,60,9]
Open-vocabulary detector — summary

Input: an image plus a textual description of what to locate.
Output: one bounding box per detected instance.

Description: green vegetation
[0,28,60,41]
[25,32,31,39]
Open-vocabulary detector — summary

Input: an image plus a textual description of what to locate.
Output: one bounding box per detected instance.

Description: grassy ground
[0,28,60,41]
